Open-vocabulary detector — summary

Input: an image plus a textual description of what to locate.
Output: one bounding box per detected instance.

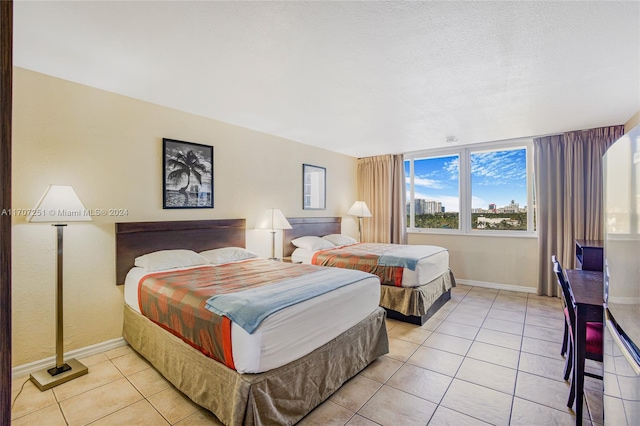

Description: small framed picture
[303,164,326,210]
[163,138,213,209]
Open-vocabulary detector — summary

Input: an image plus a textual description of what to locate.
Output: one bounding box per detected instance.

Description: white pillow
[291,236,335,251]
[134,249,210,272]
[322,234,357,246]
[199,247,258,265]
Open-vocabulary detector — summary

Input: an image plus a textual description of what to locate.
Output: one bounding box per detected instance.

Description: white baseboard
[12,337,128,379]
[455,278,537,294]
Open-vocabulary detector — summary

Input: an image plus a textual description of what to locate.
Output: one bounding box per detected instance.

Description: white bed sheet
[291,245,450,288]
[124,263,380,374]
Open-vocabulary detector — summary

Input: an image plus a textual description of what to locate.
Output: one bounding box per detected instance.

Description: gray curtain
[535,125,624,296]
[357,154,407,244]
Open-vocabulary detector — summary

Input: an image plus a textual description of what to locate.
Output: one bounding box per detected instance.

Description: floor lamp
[255,208,292,260]
[27,185,92,391]
[347,201,372,242]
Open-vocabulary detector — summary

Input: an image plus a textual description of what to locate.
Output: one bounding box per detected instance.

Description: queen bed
[283,217,456,325]
[116,219,388,425]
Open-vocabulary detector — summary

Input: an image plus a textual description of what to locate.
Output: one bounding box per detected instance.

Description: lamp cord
[11,377,30,410]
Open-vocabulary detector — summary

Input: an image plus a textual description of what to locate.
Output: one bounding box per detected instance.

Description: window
[405,140,535,234]
[406,155,460,230]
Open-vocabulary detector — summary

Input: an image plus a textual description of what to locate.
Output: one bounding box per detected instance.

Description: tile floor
[11,284,604,425]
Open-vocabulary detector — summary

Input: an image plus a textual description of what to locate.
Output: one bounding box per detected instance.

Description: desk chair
[551,255,603,408]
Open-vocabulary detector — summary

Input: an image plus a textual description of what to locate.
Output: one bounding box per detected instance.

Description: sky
[405,148,528,213]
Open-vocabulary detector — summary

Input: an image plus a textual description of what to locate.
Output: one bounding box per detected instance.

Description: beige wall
[408,233,538,291]
[11,68,358,366]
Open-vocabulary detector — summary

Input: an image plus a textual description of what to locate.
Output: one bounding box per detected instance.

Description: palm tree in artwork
[167,150,207,194]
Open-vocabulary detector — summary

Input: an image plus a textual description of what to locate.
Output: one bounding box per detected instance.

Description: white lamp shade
[255,208,292,230]
[27,185,92,223]
[347,201,372,218]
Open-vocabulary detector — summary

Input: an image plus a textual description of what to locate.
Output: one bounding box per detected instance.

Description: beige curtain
[357,154,407,244]
[535,125,623,296]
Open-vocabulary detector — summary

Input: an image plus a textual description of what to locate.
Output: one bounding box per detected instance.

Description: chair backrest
[552,255,576,327]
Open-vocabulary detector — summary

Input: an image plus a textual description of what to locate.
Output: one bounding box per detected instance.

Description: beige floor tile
[420,316,444,332]
[525,305,564,321]
[175,409,225,425]
[359,356,403,384]
[514,371,573,413]
[78,352,110,366]
[525,312,564,329]
[330,375,382,412]
[491,300,528,314]
[103,344,135,359]
[453,303,491,317]
[297,400,354,426]
[487,308,526,323]
[511,397,574,425]
[444,311,486,327]
[527,295,562,308]
[434,320,479,340]
[148,386,201,424]
[440,379,513,425]
[520,336,564,360]
[111,351,152,376]
[466,341,520,370]
[468,287,499,296]
[358,385,437,426]
[518,352,567,382]
[498,289,529,299]
[90,399,170,425]
[407,346,464,377]
[455,358,517,395]
[495,295,528,306]
[11,375,29,393]
[524,323,565,343]
[11,402,67,426]
[475,328,522,351]
[60,377,143,425]
[481,317,524,336]
[386,363,452,404]
[428,405,492,425]
[422,332,473,356]
[346,414,380,425]
[386,337,420,362]
[585,388,604,424]
[53,360,124,401]
[385,319,401,333]
[10,379,57,420]
[388,323,433,345]
[127,365,172,397]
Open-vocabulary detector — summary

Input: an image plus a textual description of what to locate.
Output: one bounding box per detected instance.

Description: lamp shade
[347,201,372,218]
[27,185,92,223]
[255,208,292,231]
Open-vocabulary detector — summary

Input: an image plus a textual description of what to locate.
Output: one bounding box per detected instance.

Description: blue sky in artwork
[405,148,527,212]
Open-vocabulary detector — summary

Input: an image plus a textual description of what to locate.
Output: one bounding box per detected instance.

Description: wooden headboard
[283,217,342,258]
[115,219,246,285]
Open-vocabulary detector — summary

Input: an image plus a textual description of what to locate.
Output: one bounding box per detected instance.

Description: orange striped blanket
[138,259,318,370]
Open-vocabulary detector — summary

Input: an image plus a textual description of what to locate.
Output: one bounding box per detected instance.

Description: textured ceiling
[13,1,640,157]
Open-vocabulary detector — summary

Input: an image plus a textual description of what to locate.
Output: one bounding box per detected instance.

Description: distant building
[410,198,443,215]
[488,203,497,212]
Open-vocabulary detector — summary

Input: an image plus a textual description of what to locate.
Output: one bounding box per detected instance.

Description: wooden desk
[565,269,604,425]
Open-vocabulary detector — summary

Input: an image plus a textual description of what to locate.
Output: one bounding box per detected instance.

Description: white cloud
[414,176,444,189]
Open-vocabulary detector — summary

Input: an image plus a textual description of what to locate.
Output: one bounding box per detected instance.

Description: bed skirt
[123,304,389,425]
[379,269,456,318]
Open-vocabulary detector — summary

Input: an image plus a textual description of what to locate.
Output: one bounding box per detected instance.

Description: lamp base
[30,358,88,391]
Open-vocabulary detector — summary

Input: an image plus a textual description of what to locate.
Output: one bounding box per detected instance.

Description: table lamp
[255,208,292,260]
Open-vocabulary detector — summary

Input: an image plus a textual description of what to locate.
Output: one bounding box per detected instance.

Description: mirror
[303,164,326,210]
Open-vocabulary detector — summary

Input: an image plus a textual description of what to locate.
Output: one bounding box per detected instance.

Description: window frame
[405,138,536,237]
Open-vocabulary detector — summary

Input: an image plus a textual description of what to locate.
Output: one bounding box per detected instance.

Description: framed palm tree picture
[163,138,213,209]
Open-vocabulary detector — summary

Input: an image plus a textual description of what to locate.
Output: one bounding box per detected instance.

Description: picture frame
[302,163,326,210]
[163,138,214,209]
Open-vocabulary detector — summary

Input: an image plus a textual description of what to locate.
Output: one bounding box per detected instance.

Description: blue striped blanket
[205,267,373,334]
